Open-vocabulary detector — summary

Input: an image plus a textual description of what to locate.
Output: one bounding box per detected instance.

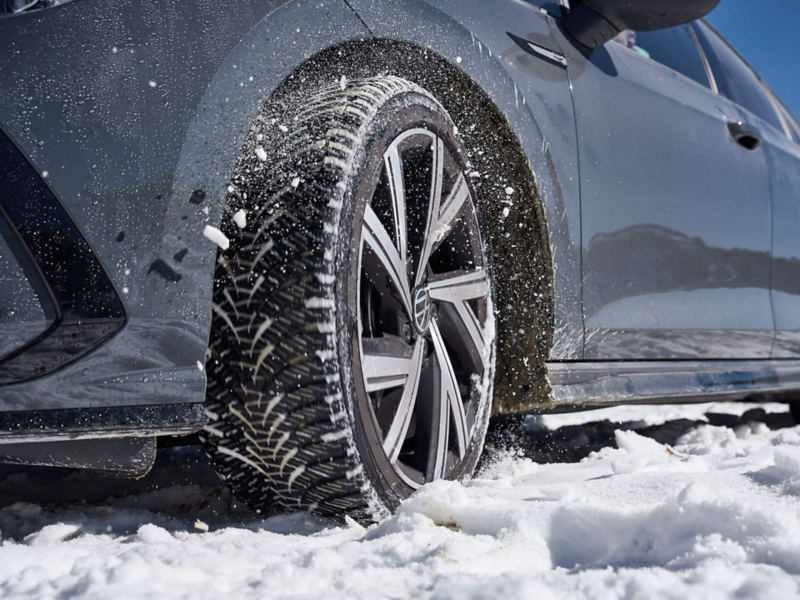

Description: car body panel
[0,0,369,411]
[767,129,800,357]
[688,20,800,360]
[348,0,585,361]
[549,23,775,360]
[0,0,799,439]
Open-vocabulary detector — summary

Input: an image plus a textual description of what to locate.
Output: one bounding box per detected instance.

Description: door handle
[727,121,762,151]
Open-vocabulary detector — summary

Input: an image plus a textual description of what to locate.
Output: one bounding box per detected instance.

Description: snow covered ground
[2,402,800,599]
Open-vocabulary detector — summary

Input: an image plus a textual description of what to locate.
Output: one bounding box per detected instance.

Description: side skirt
[546,359,800,410]
[0,403,206,443]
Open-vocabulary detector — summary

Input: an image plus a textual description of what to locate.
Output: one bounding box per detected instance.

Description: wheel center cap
[412,286,432,335]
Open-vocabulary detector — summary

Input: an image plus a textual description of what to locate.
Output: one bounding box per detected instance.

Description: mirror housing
[562,0,721,50]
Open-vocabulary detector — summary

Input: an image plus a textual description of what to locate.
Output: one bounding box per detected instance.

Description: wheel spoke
[361,336,417,393]
[381,336,425,463]
[427,269,489,367]
[421,353,449,481]
[384,144,408,266]
[430,319,469,463]
[363,204,412,316]
[437,171,470,242]
[415,136,445,287]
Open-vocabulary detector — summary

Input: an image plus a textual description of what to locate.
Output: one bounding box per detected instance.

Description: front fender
[346,0,583,409]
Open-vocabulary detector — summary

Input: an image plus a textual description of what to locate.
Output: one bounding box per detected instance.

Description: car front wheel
[201,76,496,521]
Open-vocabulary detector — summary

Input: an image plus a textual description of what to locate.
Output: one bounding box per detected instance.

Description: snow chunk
[339,75,347,91]
[203,225,229,250]
[25,523,81,546]
[232,209,247,229]
[137,524,172,544]
[255,146,267,162]
[194,520,209,533]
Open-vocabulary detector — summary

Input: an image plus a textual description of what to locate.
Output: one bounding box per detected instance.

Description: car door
[690,22,800,359]
[550,22,774,360]
[768,104,800,358]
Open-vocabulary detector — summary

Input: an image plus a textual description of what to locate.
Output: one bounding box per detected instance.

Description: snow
[2,403,800,598]
[232,209,247,229]
[528,401,789,431]
[202,225,229,250]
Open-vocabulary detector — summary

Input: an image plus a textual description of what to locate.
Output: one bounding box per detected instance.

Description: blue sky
[707,0,800,119]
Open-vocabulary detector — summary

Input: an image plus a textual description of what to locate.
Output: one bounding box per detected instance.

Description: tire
[200,76,496,521]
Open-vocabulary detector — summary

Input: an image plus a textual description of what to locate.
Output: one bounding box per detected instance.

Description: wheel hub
[411,286,432,335]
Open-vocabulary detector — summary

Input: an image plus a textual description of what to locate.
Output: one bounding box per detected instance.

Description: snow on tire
[201,76,496,521]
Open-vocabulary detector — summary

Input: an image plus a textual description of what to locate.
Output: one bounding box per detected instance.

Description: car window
[611,25,711,89]
[691,21,784,131]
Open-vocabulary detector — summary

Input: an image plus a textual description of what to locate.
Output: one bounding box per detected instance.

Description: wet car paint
[1,0,799,418]
[0,0,367,410]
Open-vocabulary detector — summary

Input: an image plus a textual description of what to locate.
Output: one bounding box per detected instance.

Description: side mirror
[562,0,721,50]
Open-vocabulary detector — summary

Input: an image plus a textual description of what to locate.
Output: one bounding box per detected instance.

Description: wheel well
[236,38,555,414]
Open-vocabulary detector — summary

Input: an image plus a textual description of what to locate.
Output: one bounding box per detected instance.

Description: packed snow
[1,402,800,599]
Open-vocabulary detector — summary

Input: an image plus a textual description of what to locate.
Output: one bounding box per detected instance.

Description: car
[2,0,799,521]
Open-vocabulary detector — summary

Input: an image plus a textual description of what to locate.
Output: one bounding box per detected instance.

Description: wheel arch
[167,0,370,380]
[182,5,557,413]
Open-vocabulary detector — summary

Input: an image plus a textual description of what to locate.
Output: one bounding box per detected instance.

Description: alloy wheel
[357,127,491,489]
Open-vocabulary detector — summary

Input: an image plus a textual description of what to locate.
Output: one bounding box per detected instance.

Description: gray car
[2,0,799,520]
